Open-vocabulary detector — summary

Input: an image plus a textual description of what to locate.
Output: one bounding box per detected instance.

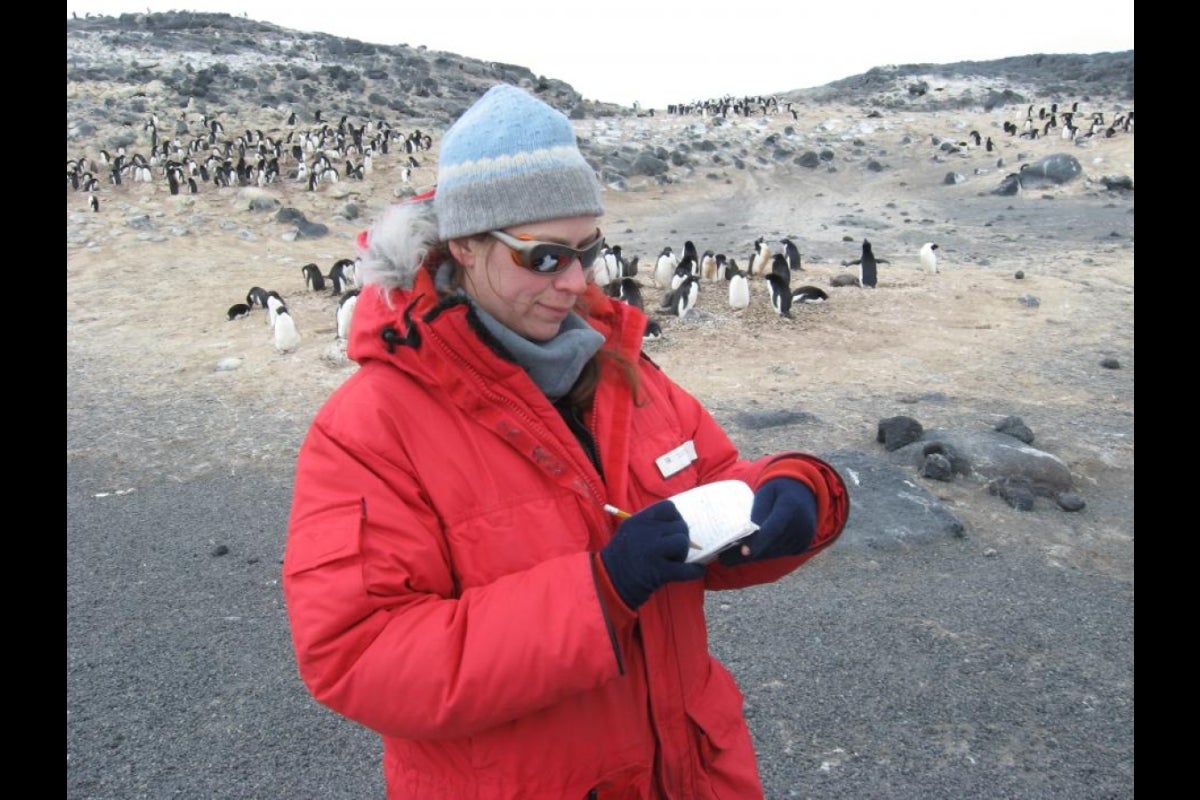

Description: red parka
[283,263,849,799]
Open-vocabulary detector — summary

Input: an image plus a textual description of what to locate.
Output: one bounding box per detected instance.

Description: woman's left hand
[719,478,817,565]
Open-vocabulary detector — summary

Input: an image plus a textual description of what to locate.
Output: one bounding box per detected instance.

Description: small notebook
[668,480,760,564]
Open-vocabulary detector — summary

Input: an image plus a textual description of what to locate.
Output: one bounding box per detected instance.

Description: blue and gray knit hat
[433,84,604,240]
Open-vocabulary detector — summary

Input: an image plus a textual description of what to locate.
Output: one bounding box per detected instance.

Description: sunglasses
[488,228,606,275]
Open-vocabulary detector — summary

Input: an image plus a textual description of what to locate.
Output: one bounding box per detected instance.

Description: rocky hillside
[68,11,1132,130]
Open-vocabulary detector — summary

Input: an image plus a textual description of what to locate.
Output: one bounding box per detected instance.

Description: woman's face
[453,215,600,342]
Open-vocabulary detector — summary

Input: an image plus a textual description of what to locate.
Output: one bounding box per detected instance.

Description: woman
[283,84,849,799]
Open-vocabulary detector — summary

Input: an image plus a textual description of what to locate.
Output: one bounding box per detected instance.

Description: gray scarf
[439,262,604,400]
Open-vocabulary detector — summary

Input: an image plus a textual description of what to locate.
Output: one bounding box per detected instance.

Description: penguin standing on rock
[842,239,890,288]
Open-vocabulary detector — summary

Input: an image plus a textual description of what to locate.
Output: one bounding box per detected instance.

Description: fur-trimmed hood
[356,194,441,294]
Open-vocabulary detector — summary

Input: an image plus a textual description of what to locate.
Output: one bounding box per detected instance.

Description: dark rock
[994,415,1034,444]
[921,441,970,475]
[921,453,954,481]
[830,273,859,287]
[795,151,820,168]
[1100,174,1134,191]
[1018,295,1040,307]
[275,206,308,223]
[877,416,924,451]
[211,544,230,557]
[1056,493,1087,512]
[892,429,1073,495]
[1100,357,1121,369]
[1014,270,1025,279]
[989,477,1036,511]
[630,152,669,176]
[824,450,965,551]
[1018,153,1083,186]
[944,172,966,185]
[992,173,1022,195]
[734,409,817,430]
[294,221,330,239]
[866,160,885,172]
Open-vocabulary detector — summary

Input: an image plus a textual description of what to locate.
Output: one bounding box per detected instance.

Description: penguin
[594,246,618,288]
[985,136,995,153]
[728,268,751,310]
[88,193,99,212]
[662,274,699,317]
[614,277,645,311]
[653,246,677,288]
[266,293,286,328]
[302,263,327,291]
[336,288,360,341]
[919,242,940,274]
[750,237,771,277]
[842,239,889,288]
[769,253,791,289]
[683,240,699,270]
[700,251,719,282]
[791,285,829,304]
[246,286,271,309]
[273,306,301,352]
[328,258,355,294]
[226,303,251,321]
[642,318,663,340]
[671,258,696,290]
[624,255,639,278]
[781,238,802,273]
[764,272,792,318]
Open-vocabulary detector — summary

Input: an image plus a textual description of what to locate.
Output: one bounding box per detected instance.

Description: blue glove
[719,478,817,566]
[600,500,708,609]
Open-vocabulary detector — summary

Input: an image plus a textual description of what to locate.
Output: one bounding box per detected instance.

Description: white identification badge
[656,440,697,479]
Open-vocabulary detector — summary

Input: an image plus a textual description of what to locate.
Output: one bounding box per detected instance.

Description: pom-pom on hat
[433,84,604,240]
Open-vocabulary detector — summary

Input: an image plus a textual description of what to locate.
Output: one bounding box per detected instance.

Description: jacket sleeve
[643,365,850,590]
[282,402,624,741]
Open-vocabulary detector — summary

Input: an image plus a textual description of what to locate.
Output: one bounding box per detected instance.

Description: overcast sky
[66,1,1134,110]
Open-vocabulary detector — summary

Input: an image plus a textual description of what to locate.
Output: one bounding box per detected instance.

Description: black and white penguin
[700,251,719,282]
[246,286,271,309]
[671,259,696,290]
[769,253,791,289]
[749,237,771,277]
[328,258,356,294]
[764,272,792,318]
[919,242,940,274]
[613,277,645,311]
[88,193,99,212]
[683,240,699,270]
[336,288,360,341]
[266,293,287,328]
[663,274,699,317]
[780,238,802,273]
[302,263,327,291]
[226,303,251,321]
[728,268,751,310]
[642,318,663,340]
[273,306,301,352]
[791,285,829,304]
[842,239,889,288]
[654,247,677,288]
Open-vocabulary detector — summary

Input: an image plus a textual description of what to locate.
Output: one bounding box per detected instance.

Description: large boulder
[1016,153,1083,187]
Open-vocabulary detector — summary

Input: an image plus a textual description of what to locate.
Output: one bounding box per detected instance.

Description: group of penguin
[225,258,362,353]
[597,235,944,335]
[596,237,832,330]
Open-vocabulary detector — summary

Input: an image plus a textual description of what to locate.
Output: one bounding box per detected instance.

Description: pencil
[603,504,702,549]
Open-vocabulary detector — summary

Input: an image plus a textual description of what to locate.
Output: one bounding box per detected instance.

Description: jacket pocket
[283,499,364,577]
